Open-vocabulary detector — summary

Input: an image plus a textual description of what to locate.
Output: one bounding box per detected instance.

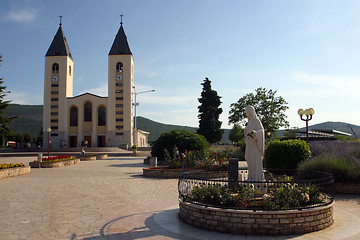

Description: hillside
[137,116,231,143]
[3,104,360,142]
[4,104,43,137]
[3,104,231,143]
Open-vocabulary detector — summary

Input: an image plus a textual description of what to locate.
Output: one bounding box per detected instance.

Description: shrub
[262,181,324,210]
[298,155,359,183]
[151,129,209,162]
[264,139,311,169]
[309,140,360,160]
[187,179,324,210]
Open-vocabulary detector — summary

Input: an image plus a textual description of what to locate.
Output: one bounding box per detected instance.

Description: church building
[42,18,149,149]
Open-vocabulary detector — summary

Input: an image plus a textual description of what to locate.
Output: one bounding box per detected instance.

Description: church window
[70,107,78,126]
[116,62,123,72]
[52,63,59,73]
[69,66,72,76]
[98,106,106,126]
[84,102,92,122]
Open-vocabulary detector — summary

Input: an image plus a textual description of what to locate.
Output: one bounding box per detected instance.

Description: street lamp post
[297,108,315,143]
[133,86,155,147]
[47,128,51,158]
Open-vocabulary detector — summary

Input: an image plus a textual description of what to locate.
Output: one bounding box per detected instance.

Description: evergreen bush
[264,139,311,169]
[298,155,358,183]
[151,129,209,162]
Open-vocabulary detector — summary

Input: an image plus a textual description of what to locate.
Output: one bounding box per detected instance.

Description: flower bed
[29,155,79,168]
[178,169,334,235]
[0,165,31,179]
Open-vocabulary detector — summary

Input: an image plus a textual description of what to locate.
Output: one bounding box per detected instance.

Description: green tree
[197,77,223,144]
[0,55,15,147]
[151,129,209,162]
[228,123,244,143]
[283,127,299,139]
[12,133,24,145]
[23,133,32,144]
[229,87,289,135]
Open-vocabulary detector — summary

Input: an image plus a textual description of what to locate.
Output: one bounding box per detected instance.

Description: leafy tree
[0,55,15,147]
[23,133,32,144]
[283,127,299,139]
[228,123,244,143]
[197,77,223,144]
[229,87,289,135]
[151,129,209,162]
[12,133,24,144]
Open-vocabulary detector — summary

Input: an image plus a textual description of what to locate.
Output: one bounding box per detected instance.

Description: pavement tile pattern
[0,155,360,240]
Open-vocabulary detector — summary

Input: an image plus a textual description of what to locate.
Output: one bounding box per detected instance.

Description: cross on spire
[120,14,123,25]
[59,15,63,26]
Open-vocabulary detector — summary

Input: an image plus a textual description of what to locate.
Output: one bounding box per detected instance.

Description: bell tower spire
[108,15,134,147]
[43,17,74,149]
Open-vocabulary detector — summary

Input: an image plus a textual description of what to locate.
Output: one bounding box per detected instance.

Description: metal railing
[178,168,334,211]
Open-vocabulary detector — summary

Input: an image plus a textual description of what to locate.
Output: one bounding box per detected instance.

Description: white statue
[244,105,265,181]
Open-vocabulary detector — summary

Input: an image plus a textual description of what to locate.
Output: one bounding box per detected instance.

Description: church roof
[109,23,132,55]
[45,24,73,59]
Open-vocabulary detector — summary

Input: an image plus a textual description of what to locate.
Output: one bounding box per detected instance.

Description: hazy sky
[1,0,360,129]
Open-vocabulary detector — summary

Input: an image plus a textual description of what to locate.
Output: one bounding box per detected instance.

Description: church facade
[43,20,149,149]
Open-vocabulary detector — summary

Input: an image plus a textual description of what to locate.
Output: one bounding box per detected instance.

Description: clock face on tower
[51,76,58,82]
[116,74,123,81]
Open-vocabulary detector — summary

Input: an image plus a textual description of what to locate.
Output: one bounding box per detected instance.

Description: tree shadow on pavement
[77,210,197,240]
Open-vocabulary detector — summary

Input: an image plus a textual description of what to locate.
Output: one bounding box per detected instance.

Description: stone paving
[0,155,360,240]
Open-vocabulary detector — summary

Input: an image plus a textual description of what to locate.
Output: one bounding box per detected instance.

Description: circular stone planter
[0,166,31,179]
[79,156,97,161]
[29,159,80,168]
[96,154,108,160]
[179,199,334,235]
[143,167,180,178]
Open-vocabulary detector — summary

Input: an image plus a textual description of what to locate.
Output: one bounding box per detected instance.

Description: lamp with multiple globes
[298,108,315,143]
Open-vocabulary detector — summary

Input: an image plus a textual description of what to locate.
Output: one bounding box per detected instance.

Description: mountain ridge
[3,104,360,142]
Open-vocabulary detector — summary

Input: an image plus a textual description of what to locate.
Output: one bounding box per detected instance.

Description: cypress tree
[197,77,223,144]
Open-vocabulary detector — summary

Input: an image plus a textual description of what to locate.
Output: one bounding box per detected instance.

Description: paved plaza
[1,155,360,240]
